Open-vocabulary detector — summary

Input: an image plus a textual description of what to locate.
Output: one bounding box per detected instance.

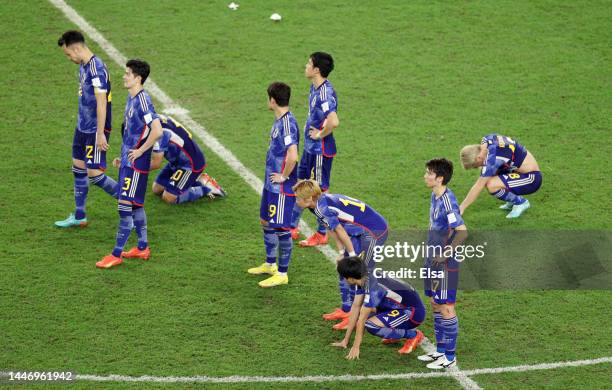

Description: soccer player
[332,256,426,359]
[459,134,542,218]
[55,30,119,228]
[247,82,299,287]
[290,52,340,247]
[96,60,162,269]
[292,179,388,330]
[149,114,226,204]
[418,158,467,369]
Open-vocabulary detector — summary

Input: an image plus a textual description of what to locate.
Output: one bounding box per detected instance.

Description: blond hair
[292,179,322,200]
[460,145,482,169]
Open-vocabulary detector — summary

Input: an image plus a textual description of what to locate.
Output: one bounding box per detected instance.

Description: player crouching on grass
[331,256,425,359]
[460,134,542,219]
[148,114,226,204]
[292,179,389,331]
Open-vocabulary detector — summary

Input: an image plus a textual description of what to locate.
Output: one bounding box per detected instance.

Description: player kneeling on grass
[292,179,389,330]
[149,114,226,204]
[460,134,542,219]
[331,256,426,359]
[247,82,299,288]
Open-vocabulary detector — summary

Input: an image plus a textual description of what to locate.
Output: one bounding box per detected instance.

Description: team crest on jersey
[271,127,280,139]
[311,96,316,108]
[128,106,134,118]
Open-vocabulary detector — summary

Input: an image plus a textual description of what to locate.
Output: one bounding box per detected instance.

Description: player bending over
[331,256,426,359]
[292,179,388,330]
[149,114,226,203]
[460,134,542,219]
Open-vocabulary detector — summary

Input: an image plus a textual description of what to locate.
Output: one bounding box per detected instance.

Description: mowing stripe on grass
[2,357,610,384]
[47,0,474,388]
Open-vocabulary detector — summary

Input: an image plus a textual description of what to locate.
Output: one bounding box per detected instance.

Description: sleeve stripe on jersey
[442,194,452,212]
[283,115,289,136]
[90,61,97,76]
[319,84,327,101]
[139,93,149,112]
[314,206,325,220]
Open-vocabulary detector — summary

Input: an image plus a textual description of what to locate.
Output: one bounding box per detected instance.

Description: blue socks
[277,231,292,273]
[434,312,446,354]
[365,320,417,339]
[492,188,526,205]
[89,173,119,198]
[290,202,303,229]
[72,166,88,220]
[262,227,293,273]
[339,276,354,312]
[441,316,458,361]
[112,203,133,257]
[132,206,148,250]
[177,185,206,203]
[73,167,121,220]
[263,227,279,265]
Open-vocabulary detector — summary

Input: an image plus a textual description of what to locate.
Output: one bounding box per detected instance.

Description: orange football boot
[121,247,151,260]
[299,232,328,247]
[96,255,123,269]
[322,308,350,321]
[290,228,300,240]
[398,329,424,354]
[332,317,350,330]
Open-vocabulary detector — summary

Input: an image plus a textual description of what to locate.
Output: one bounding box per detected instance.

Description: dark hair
[426,158,454,185]
[267,82,291,107]
[126,59,151,85]
[310,52,334,77]
[58,30,85,47]
[337,256,367,280]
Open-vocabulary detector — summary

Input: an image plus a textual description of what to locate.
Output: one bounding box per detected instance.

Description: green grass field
[1,1,611,388]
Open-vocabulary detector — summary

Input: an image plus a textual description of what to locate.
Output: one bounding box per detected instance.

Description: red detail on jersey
[132,166,150,174]
[259,219,292,230]
[135,124,148,148]
[319,122,337,158]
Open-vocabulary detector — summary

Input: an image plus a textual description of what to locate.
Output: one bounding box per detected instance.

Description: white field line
[421,338,483,390]
[1,357,611,384]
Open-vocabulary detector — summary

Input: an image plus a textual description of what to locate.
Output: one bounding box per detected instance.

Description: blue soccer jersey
[480,134,528,177]
[264,112,299,195]
[77,55,111,133]
[121,90,159,172]
[314,193,388,238]
[155,115,206,172]
[428,188,464,256]
[357,278,424,310]
[304,80,338,157]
